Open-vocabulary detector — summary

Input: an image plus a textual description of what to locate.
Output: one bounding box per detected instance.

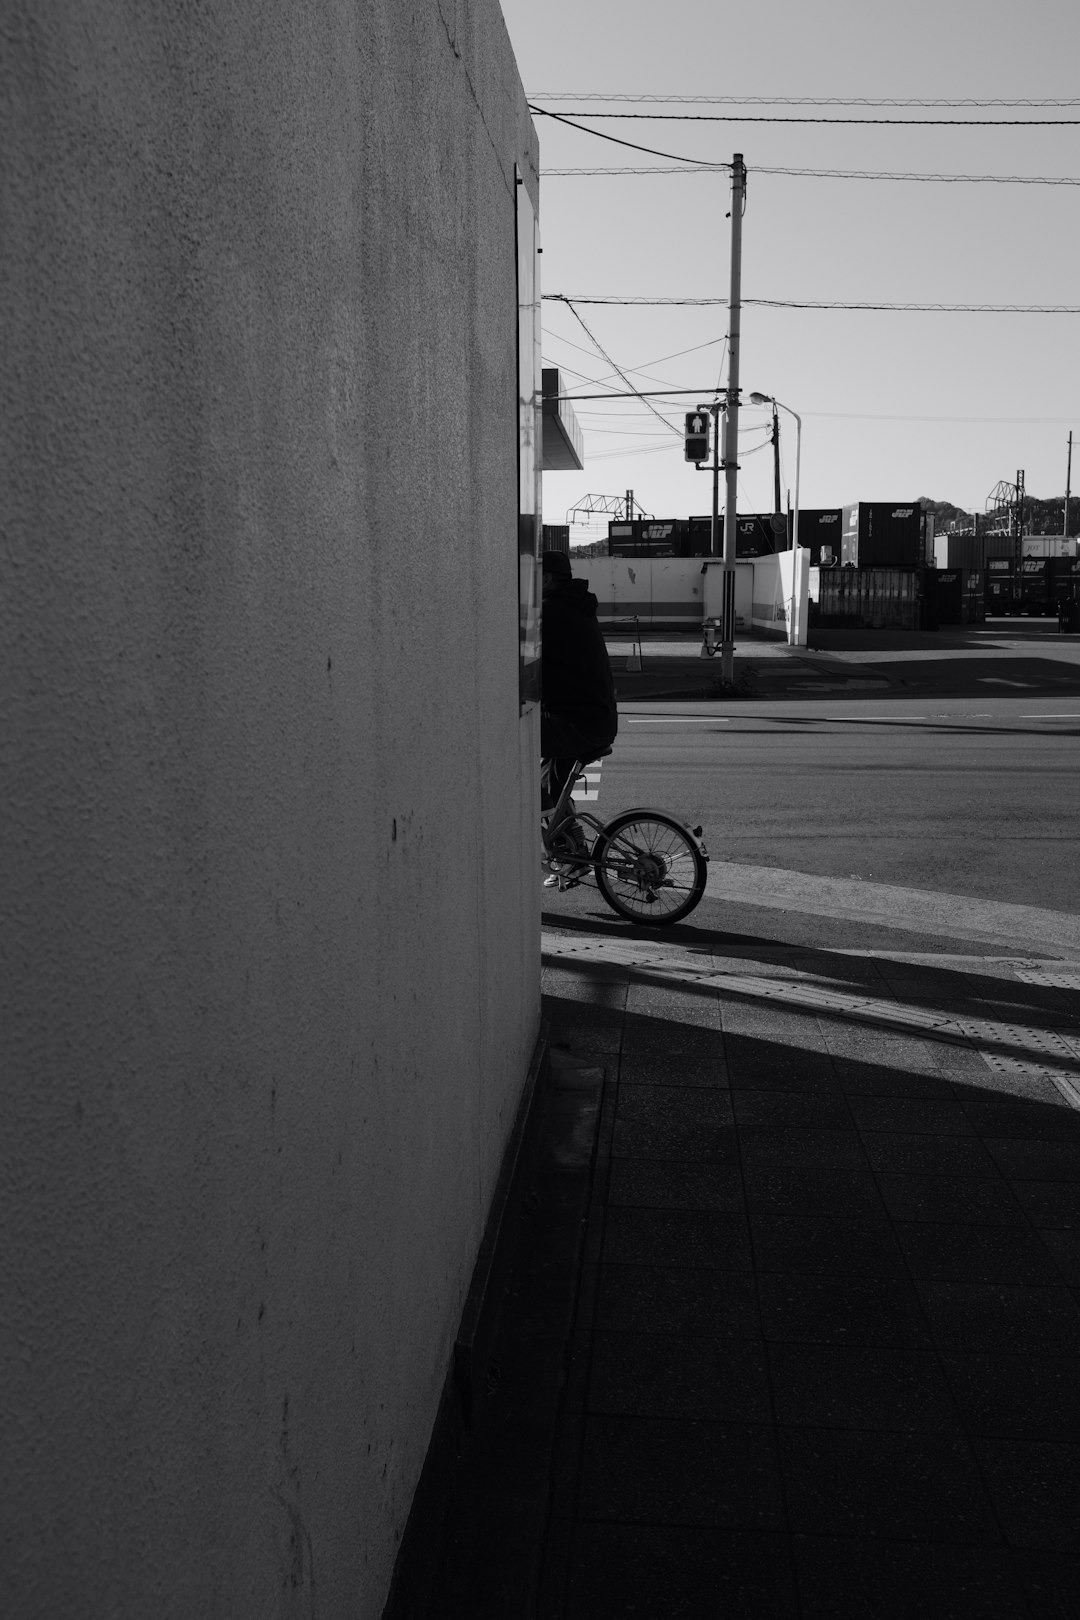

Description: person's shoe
[543,856,589,890]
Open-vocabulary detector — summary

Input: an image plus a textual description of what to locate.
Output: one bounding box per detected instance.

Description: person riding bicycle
[541,549,618,881]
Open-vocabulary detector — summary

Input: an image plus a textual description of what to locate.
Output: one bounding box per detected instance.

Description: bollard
[626,614,642,672]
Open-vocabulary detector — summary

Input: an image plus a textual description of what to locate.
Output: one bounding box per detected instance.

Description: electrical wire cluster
[544,165,1080,185]
[532,94,1080,108]
[535,92,1076,490]
[547,295,1080,314]
[532,105,1080,126]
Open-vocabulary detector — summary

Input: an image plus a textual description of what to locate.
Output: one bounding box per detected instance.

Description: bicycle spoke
[597,816,703,919]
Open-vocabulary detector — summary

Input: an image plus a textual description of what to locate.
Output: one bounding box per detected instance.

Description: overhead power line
[559,304,683,435]
[530,104,1080,127]
[528,106,725,165]
[544,294,1080,314]
[531,94,1080,108]
[543,164,1080,185]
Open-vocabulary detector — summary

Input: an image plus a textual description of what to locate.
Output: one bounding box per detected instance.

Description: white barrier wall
[571,553,808,643]
[749,549,810,644]
[580,556,706,627]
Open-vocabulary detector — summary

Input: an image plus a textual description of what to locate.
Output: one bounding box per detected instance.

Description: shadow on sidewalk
[395,940,1080,1619]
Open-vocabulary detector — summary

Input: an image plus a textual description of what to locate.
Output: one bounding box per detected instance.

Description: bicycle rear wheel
[592,811,708,925]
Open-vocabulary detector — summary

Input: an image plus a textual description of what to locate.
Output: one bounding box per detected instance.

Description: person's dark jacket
[541,575,618,753]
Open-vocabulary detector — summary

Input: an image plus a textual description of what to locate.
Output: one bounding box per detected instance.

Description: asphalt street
[414,624,1080,1618]
[547,622,1080,953]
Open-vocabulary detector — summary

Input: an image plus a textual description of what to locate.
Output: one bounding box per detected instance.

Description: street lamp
[749,392,802,644]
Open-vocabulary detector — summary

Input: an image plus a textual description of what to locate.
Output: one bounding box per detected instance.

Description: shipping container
[541,523,570,555]
[687,513,786,559]
[736,514,785,557]
[1050,557,1080,595]
[1022,536,1075,560]
[812,567,923,630]
[933,532,986,571]
[839,502,925,568]
[608,518,691,558]
[795,508,842,566]
[1019,558,1051,615]
[986,578,1017,615]
[1051,559,1080,627]
[926,568,963,626]
[927,568,986,626]
[984,531,1016,560]
[963,568,986,624]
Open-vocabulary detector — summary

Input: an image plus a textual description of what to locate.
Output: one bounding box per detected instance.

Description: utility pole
[770,403,782,520]
[1015,468,1025,572]
[1065,433,1073,540]
[720,154,745,686]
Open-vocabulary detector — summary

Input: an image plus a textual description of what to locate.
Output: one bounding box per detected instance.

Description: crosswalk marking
[575,759,604,801]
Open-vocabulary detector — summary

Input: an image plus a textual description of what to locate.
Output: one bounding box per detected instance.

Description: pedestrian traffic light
[684,411,710,464]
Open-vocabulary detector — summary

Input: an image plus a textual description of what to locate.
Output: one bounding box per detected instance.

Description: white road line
[575,759,603,801]
[1021,714,1080,719]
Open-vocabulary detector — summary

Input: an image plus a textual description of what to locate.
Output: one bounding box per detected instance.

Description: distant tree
[918,497,972,525]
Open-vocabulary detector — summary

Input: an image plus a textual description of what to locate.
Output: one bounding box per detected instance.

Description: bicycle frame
[541,756,709,922]
[541,757,607,886]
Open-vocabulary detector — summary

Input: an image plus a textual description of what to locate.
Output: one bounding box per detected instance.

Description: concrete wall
[1,4,539,1616]
[582,556,707,627]
[750,549,809,644]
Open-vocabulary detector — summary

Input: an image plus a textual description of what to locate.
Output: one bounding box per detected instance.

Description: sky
[498,0,1079,542]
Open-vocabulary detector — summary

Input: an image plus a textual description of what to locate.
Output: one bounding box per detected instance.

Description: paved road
[546,691,1080,956]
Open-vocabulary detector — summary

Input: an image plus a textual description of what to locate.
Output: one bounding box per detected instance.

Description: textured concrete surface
[2,4,539,1616]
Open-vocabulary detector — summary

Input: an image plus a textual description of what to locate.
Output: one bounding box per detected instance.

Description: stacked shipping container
[981,556,1078,615]
[841,503,927,568]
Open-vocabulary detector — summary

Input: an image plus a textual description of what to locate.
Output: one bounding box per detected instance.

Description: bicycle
[541,750,709,925]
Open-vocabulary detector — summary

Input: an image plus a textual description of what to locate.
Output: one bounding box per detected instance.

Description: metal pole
[710,401,721,558]
[1016,469,1025,572]
[1065,432,1073,541]
[771,405,782,520]
[788,408,802,644]
[721,154,745,686]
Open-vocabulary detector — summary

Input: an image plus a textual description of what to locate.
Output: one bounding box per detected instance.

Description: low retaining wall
[576,556,705,628]
[573,553,807,643]
[749,549,808,643]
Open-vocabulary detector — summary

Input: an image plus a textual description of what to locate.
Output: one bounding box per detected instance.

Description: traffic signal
[684,411,710,464]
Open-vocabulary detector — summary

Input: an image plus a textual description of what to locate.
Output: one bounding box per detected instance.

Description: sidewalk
[603,631,896,701]
[417,909,1080,1618]
[604,622,1080,702]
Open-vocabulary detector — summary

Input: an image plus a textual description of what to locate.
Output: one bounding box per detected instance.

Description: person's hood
[543,576,598,616]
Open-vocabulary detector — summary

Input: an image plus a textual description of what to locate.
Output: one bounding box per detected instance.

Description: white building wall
[0,4,539,1616]
[582,556,707,626]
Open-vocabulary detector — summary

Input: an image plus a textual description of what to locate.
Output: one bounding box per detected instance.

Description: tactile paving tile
[541,936,1080,1110]
[1011,963,1080,992]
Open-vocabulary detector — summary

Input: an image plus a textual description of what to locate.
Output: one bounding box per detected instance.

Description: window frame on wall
[516,169,541,711]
